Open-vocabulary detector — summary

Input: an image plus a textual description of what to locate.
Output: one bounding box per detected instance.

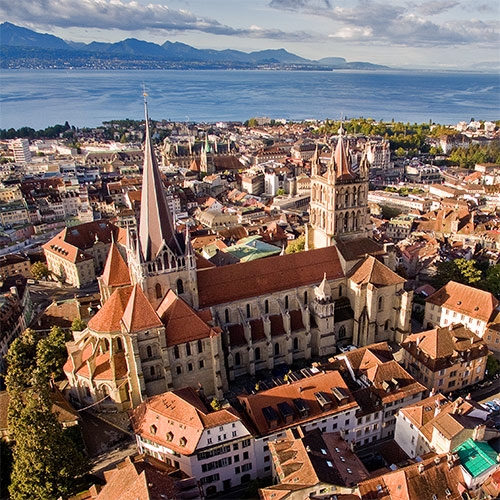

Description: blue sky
[1,0,499,69]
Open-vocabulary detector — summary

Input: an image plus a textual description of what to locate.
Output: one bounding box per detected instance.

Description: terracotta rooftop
[88,286,133,334]
[348,255,405,287]
[336,237,385,262]
[197,245,344,308]
[131,387,244,456]
[101,243,131,288]
[401,324,489,371]
[121,285,163,333]
[426,280,499,322]
[156,290,217,346]
[238,370,357,436]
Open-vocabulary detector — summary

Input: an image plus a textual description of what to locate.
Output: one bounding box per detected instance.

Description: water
[0,69,499,129]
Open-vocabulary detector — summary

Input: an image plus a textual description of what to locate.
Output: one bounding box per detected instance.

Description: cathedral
[63,106,412,412]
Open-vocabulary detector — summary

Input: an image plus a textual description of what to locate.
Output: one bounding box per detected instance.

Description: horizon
[1,0,499,70]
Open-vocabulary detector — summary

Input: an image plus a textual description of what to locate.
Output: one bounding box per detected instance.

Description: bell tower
[127,96,198,308]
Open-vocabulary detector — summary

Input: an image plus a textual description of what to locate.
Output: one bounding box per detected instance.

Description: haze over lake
[1,69,499,129]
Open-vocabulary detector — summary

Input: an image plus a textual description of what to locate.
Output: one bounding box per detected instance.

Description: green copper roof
[224,235,281,262]
[454,438,498,478]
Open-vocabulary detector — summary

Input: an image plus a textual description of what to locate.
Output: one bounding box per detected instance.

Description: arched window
[155,283,162,299]
[344,192,349,207]
[147,345,152,358]
[304,291,308,304]
[339,325,346,339]
[186,343,191,356]
[274,343,280,356]
[150,424,157,435]
[378,296,384,312]
[225,308,230,323]
[284,296,289,309]
[235,352,241,366]
[176,279,184,295]
[174,345,180,359]
[150,365,155,376]
[339,285,343,297]
[264,300,269,314]
[104,338,110,352]
[385,320,390,331]
[293,337,299,351]
[198,339,203,354]
[116,337,123,351]
[246,304,251,318]
[102,385,109,396]
[255,347,261,361]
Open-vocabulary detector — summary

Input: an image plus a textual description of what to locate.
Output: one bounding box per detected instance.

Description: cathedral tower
[127,99,198,308]
[308,128,370,249]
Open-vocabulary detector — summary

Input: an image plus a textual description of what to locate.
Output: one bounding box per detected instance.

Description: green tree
[36,326,71,382]
[486,355,499,377]
[433,259,482,289]
[285,234,305,254]
[71,318,86,332]
[210,398,222,411]
[483,264,500,297]
[276,188,285,196]
[30,262,49,280]
[395,147,406,157]
[8,386,88,500]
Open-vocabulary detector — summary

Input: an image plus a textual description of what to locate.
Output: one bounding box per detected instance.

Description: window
[186,343,191,356]
[274,343,280,356]
[234,455,240,463]
[235,352,241,366]
[304,290,308,303]
[242,439,251,448]
[293,337,299,351]
[284,295,289,309]
[338,325,346,339]
[150,366,155,376]
[198,339,203,354]
[176,366,182,375]
[264,455,270,462]
[225,309,230,323]
[174,345,180,359]
[155,283,162,299]
[242,463,252,472]
[339,285,343,297]
[188,363,193,371]
[147,345,152,358]
[176,279,184,295]
[199,360,205,369]
[378,296,383,312]
[235,466,240,474]
[264,300,269,314]
[255,347,261,361]
[233,443,238,450]
[243,451,249,460]
[246,304,251,318]
[116,337,123,350]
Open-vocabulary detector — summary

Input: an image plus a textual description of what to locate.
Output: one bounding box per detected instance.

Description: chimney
[472,424,486,442]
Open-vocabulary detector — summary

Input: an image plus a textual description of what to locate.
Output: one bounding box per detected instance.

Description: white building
[10,139,32,163]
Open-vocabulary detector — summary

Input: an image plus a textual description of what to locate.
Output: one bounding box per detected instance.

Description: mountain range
[0,22,389,70]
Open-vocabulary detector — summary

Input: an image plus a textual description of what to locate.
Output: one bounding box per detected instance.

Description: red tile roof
[348,255,405,287]
[156,290,216,346]
[121,285,163,333]
[196,246,344,307]
[101,243,130,287]
[88,286,133,333]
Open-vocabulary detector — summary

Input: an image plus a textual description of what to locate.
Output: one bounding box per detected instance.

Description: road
[29,280,99,311]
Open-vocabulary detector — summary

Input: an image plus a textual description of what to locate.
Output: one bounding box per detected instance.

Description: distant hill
[0,22,390,70]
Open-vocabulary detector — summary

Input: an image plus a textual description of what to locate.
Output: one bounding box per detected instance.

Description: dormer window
[150,424,157,435]
[166,431,173,441]
[179,436,187,447]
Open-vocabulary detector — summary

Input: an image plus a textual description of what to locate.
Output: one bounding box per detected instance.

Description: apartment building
[0,254,31,280]
[400,324,489,393]
[131,387,256,497]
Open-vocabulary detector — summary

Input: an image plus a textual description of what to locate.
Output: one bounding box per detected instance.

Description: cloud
[269,0,331,9]
[0,0,314,41]
[414,0,459,16]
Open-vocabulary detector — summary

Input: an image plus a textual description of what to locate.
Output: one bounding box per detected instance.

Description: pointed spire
[102,243,131,287]
[315,272,331,302]
[311,144,320,177]
[334,130,354,179]
[139,96,183,261]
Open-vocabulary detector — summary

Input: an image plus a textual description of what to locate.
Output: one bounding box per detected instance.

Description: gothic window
[164,253,169,269]
[225,308,230,323]
[339,325,346,338]
[186,343,191,356]
[104,338,110,352]
[174,345,180,359]
[235,352,241,366]
[147,345,153,358]
[344,192,349,207]
[385,320,390,331]
[265,300,269,314]
[339,285,343,297]
[155,283,162,299]
[116,337,123,351]
[375,324,379,337]
[150,365,155,376]
[255,347,261,361]
[246,304,251,318]
[343,213,348,231]
[284,296,289,310]
[176,365,182,375]
[176,279,184,295]
[378,296,384,312]
[274,343,280,356]
[304,291,308,304]
[293,337,299,351]
[198,339,203,354]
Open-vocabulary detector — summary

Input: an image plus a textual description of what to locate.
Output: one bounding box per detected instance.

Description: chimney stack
[472,424,486,442]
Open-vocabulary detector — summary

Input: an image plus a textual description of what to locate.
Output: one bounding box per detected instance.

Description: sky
[1,0,499,69]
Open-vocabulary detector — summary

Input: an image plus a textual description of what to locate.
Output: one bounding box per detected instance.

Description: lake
[0,69,499,129]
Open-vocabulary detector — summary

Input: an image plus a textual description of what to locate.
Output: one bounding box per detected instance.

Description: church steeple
[334,127,354,180]
[138,97,182,261]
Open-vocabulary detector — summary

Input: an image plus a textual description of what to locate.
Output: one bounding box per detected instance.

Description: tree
[276,188,285,196]
[8,385,88,500]
[30,262,49,281]
[484,264,500,297]
[71,318,86,332]
[433,259,482,289]
[285,234,305,254]
[486,355,499,378]
[36,326,71,382]
[210,398,222,411]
